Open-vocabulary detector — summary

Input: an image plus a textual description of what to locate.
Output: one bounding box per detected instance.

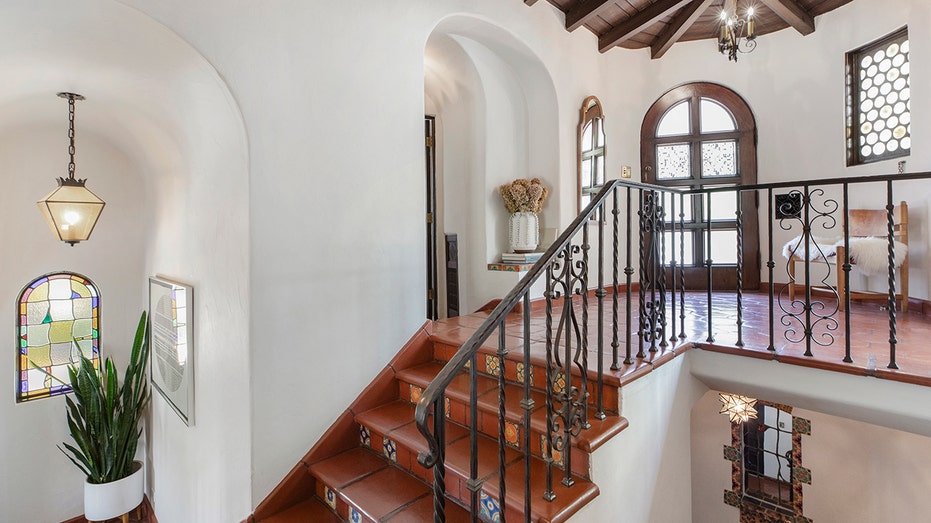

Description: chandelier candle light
[718,0,757,62]
[37,93,105,246]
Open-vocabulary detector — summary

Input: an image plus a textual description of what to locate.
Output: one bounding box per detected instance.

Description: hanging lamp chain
[67,94,76,180]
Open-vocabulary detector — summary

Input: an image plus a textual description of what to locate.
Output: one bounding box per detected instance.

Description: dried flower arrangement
[499,178,548,214]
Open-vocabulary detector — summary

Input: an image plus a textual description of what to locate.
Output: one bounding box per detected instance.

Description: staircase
[250,317,630,523]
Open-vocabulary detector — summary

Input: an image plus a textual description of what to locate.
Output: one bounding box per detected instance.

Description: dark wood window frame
[640,82,760,290]
[578,95,605,219]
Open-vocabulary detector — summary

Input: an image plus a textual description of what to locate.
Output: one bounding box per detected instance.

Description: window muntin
[743,405,794,512]
[16,272,99,402]
[578,96,606,217]
[846,27,910,165]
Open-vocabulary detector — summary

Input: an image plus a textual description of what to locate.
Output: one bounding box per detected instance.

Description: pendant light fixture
[37,92,105,246]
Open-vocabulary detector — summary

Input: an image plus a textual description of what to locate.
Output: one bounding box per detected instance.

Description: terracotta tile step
[254,497,340,523]
[395,364,627,475]
[431,340,620,413]
[352,400,598,522]
[307,446,472,522]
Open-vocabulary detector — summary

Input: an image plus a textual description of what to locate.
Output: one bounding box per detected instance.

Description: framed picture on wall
[148,276,194,426]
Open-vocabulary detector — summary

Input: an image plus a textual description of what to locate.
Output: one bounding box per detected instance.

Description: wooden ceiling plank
[757,0,815,35]
[598,0,693,52]
[651,0,716,59]
[566,0,616,31]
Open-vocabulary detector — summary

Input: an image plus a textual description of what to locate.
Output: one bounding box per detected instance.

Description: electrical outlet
[621,165,632,178]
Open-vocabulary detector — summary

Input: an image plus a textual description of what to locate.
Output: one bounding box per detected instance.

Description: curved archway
[424,14,560,314]
[0,2,251,522]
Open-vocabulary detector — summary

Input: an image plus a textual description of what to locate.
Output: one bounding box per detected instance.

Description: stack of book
[501,252,542,264]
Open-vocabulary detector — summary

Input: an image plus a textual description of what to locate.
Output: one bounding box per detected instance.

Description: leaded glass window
[578,96,606,218]
[846,27,910,166]
[16,272,99,402]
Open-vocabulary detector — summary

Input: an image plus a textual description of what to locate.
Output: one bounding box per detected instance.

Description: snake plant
[59,311,150,484]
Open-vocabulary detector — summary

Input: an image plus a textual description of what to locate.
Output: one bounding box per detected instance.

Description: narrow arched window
[641,82,759,290]
[16,272,100,402]
[579,96,606,218]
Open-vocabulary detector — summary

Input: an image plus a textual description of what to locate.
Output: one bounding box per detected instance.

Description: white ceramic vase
[509,212,539,253]
[84,461,144,521]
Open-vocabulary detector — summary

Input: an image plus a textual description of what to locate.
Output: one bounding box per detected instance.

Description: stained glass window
[16,272,99,402]
[846,27,909,166]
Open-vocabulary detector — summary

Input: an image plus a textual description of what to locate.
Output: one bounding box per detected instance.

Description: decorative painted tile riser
[431,341,620,414]
[396,379,591,478]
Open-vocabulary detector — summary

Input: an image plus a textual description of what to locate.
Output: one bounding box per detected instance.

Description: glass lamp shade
[37,179,105,245]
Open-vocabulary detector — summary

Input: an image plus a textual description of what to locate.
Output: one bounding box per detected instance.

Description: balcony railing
[415,170,931,522]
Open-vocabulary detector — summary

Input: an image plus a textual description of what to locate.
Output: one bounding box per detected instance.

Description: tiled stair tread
[483,457,600,523]
[307,447,387,489]
[396,362,498,403]
[357,400,471,454]
[340,466,431,522]
[431,333,632,389]
[386,495,472,523]
[255,498,341,523]
[443,430,523,481]
[400,363,628,454]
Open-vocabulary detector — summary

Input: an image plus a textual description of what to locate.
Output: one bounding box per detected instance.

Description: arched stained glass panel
[16,272,99,402]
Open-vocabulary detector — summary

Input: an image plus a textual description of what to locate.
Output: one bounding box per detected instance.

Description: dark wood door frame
[425,116,438,320]
[640,82,761,291]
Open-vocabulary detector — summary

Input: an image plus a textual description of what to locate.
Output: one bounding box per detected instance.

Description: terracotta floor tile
[308,447,387,489]
[256,498,340,523]
[384,495,472,523]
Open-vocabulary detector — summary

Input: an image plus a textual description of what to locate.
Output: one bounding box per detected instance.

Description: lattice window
[846,27,910,166]
[16,272,100,402]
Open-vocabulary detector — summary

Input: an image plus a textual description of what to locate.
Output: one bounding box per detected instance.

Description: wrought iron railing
[414,170,930,522]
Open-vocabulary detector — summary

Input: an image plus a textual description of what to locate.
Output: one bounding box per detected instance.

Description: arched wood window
[16,272,100,402]
[578,96,605,217]
[641,82,759,290]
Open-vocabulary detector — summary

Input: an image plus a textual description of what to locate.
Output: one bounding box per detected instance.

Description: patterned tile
[540,434,564,468]
[324,484,337,510]
[793,417,811,435]
[504,421,521,449]
[553,371,566,394]
[723,445,740,462]
[383,437,397,462]
[516,362,534,385]
[359,425,371,447]
[349,506,362,523]
[793,466,812,485]
[724,489,741,507]
[485,354,501,377]
[479,491,502,522]
[444,397,451,418]
[409,384,422,404]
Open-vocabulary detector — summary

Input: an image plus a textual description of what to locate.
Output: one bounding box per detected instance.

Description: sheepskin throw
[782,235,907,276]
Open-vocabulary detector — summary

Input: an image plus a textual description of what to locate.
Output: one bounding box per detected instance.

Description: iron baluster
[596,202,607,420]
[637,190,646,359]
[842,183,852,363]
[497,325,508,523]
[649,191,659,352]
[803,185,813,357]
[767,188,775,351]
[625,187,634,364]
[706,191,714,343]
[432,395,446,523]
[543,264,556,502]
[467,353,480,520]
[580,223,591,429]
[611,188,621,371]
[669,191,677,344]
[658,191,668,348]
[521,293,533,521]
[736,190,745,347]
[561,245,576,488]
[886,180,899,369]
[678,192,686,339]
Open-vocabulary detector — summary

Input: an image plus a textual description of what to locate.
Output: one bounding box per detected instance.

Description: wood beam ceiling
[566,0,614,32]
[757,0,816,35]
[598,0,693,53]
[650,0,716,59]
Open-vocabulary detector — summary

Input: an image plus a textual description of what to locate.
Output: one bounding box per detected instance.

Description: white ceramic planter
[508,212,539,253]
[84,461,144,521]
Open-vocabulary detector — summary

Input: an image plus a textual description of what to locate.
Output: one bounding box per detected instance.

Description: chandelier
[719,393,758,423]
[718,0,757,62]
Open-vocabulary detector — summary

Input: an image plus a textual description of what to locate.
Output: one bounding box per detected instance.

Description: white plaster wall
[573,356,708,522]
[690,387,931,523]
[0,128,146,523]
